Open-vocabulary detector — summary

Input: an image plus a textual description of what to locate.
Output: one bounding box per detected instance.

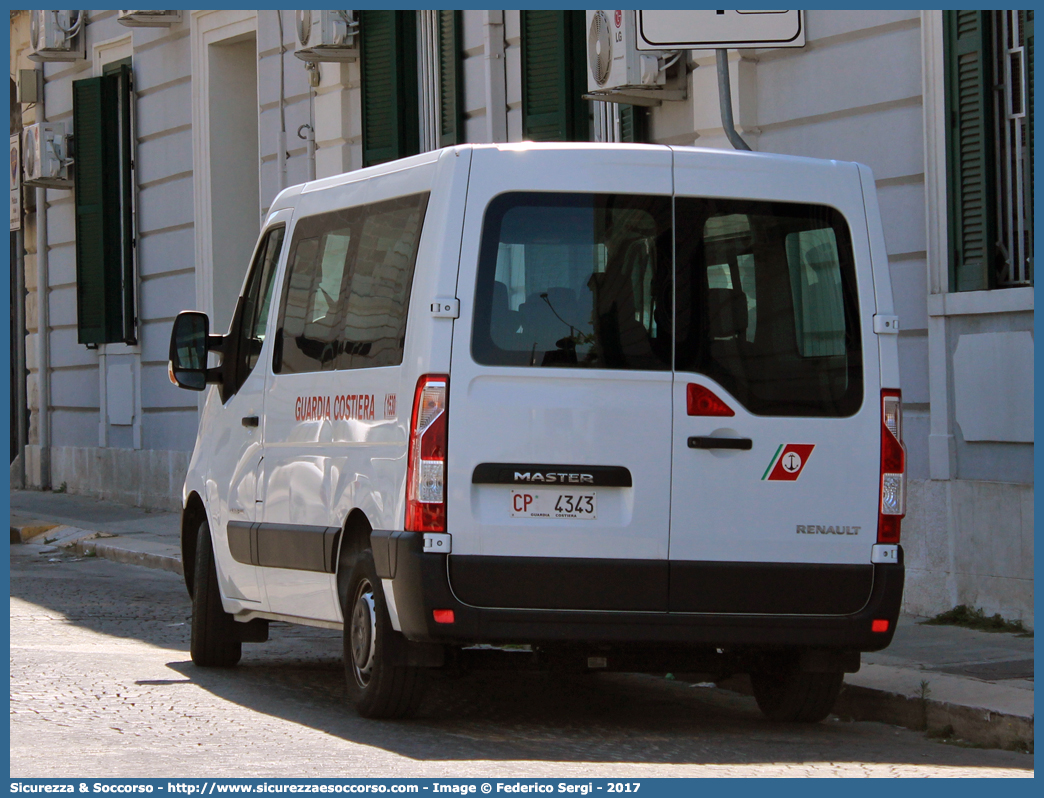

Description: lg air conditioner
[295,10,359,63]
[28,10,86,62]
[585,10,685,106]
[117,11,182,28]
[22,123,72,189]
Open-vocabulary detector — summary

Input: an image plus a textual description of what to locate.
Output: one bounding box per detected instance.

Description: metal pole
[716,49,751,151]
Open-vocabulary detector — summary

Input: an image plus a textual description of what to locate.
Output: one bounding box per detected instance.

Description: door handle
[688,436,751,450]
[242,416,259,428]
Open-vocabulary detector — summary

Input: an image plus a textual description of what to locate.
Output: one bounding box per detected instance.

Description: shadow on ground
[10,548,1033,772]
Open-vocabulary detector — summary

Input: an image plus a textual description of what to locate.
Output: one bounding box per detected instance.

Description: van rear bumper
[374,531,905,652]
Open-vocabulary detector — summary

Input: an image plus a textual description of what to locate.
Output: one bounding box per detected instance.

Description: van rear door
[446,145,674,612]
[669,151,881,615]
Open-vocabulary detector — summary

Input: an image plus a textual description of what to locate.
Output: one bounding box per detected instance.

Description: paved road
[10,546,1033,778]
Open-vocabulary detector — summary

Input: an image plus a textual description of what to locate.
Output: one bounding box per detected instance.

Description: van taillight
[878,389,906,544]
[406,375,448,533]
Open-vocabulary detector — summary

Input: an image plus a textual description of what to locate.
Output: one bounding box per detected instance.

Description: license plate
[510,490,597,520]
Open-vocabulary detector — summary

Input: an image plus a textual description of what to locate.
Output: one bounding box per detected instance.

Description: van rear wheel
[343,550,427,719]
[190,520,242,667]
[751,661,843,723]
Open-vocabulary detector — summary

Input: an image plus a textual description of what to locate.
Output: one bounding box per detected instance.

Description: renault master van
[169,143,906,723]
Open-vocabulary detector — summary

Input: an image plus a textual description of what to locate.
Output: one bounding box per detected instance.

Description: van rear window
[275,193,428,374]
[471,193,672,371]
[675,198,862,417]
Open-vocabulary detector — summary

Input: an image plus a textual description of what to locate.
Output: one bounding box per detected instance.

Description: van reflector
[871,619,889,633]
[878,389,906,544]
[687,384,735,417]
[406,375,448,533]
[433,609,455,624]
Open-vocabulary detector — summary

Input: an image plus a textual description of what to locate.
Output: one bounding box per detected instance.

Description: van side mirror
[168,311,223,391]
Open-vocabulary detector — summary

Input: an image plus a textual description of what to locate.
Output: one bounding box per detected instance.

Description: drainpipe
[275,10,288,191]
[298,124,315,181]
[14,224,27,489]
[36,64,51,488]
[716,49,751,151]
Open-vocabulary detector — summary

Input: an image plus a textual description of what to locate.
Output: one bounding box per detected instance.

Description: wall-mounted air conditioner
[117,11,182,28]
[584,10,686,106]
[28,10,87,62]
[23,123,72,189]
[295,10,359,63]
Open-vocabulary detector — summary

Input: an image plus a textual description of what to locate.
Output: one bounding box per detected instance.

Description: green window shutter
[361,10,419,167]
[73,70,132,345]
[438,10,464,147]
[522,11,590,142]
[944,11,995,291]
[618,104,647,143]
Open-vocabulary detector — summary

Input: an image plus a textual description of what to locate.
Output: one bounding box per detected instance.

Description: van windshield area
[675,198,863,417]
[471,193,673,370]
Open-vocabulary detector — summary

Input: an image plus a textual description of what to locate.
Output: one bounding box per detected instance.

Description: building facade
[8,10,1033,624]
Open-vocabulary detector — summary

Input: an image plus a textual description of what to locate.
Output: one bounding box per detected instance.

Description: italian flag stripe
[762,443,784,481]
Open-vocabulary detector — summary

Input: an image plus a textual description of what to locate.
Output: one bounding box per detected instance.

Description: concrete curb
[718,665,1033,752]
[10,517,59,543]
[76,536,184,577]
[11,518,183,577]
[833,681,1034,751]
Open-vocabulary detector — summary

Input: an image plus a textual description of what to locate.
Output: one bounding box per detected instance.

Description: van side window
[274,193,429,374]
[221,225,285,401]
[472,192,672,370]
[675,198,862,417]
[243,227,285,371]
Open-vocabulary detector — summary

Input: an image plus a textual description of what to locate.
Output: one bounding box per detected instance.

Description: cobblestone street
[10,549,1033,778]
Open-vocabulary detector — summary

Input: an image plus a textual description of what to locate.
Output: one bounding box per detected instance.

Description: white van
[169,143,906,723]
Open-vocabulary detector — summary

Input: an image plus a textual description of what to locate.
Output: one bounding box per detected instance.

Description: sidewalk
[9,488,1034,751]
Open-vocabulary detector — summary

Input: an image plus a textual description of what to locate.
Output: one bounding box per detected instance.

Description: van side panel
[257,150,472,623]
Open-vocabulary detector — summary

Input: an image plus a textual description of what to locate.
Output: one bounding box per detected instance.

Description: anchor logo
[764,444,816,481]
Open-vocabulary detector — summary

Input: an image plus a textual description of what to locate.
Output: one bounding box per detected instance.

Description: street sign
[636,10,805,50]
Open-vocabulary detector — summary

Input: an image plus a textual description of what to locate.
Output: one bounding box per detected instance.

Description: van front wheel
[190,520,242,667]
[750,663,843,723]
[343,550,427,719]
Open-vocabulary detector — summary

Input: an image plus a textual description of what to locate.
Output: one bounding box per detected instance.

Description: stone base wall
[23,445,190,512]
[904,478,1033,628]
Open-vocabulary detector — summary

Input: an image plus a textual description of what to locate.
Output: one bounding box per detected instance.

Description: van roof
[269,142,866,215]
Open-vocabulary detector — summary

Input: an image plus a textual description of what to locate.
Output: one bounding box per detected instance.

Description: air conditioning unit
[117,11,182,28]
[22,123,72,189]
[28,10,86,62]
[295,10,359,63]
[585,10,685,106]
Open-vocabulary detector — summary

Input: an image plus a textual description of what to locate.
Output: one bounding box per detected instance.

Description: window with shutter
[361,11,420,167]
[944,11,994,291]
[521,11,590,142]
[73,64,135,345]
[438,10,463,148]
[618,104,647,144]
[944,10,1033,289]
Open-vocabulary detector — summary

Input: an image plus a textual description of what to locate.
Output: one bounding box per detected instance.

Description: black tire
[343,549,427,719]
[190,520,242,667]
[751,662,843,723]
